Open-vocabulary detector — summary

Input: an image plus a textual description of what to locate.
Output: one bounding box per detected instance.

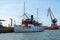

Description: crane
[23,13,30,19]
[47,8,58,29]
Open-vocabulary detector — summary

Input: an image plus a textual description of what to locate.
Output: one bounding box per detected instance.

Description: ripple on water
[0,30,60,40]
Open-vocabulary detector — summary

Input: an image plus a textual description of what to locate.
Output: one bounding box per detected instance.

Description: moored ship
[14,15,44,33]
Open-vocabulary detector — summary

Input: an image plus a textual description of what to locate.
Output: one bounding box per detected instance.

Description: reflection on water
[0,30,60,40]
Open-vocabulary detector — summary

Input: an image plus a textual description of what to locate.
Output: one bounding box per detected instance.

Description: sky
[0,0,60,26]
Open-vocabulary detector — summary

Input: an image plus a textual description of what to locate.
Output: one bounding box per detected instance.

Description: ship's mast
[23,2,30,19]
[37,8,38,22]
[23,2,25,20]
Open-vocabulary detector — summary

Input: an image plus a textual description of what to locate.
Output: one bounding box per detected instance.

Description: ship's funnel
[31,15,33,21]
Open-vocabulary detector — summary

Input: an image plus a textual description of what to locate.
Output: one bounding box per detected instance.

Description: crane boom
[47,8,55,20]
[24,13,30,19]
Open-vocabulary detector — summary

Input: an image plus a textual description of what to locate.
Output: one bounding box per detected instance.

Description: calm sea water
[0,30,60,40]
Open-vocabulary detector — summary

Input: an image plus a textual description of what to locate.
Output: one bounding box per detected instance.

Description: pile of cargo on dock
[0,27,14,33]
[0,19,14,33]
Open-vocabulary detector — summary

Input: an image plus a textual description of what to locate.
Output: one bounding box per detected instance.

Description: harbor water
[0,30,60,40]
